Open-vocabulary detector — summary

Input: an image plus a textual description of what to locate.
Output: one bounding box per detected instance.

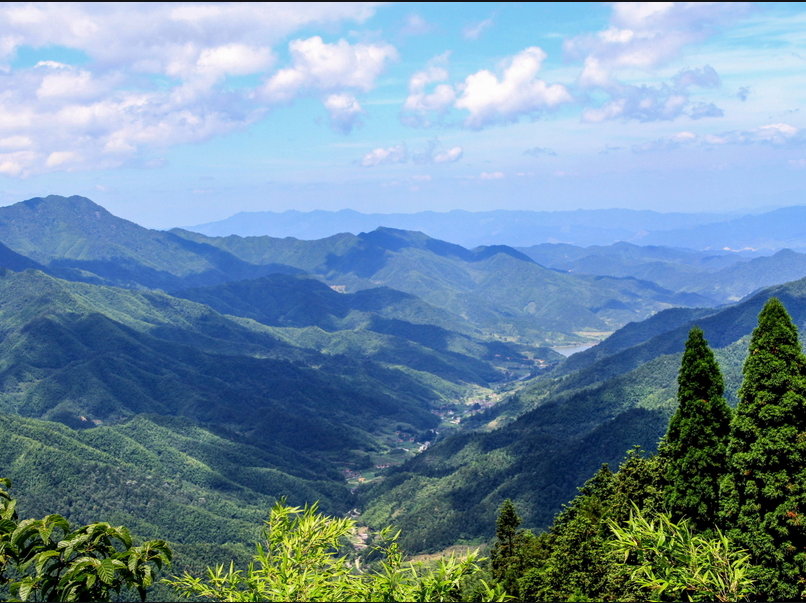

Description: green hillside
[174,226,715,344]
[359,276,806,554]
[0,195,300,290]
[0,411,353,591]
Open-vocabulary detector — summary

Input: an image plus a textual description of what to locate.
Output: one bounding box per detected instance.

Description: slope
[173,227,715,345]
[359,275,806,553]
[0,195,299,290]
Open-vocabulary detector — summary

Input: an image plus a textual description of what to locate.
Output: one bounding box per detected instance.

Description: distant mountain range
[185,206,806,251]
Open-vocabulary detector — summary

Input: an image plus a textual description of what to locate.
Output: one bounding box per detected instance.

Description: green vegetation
[172,225,715,344]
[0,478,171,602]
[721,298,806,600]
[167,500,505,602]
[662,327,731,530]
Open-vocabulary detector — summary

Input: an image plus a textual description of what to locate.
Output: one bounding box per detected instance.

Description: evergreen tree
[491,499,529,597]
[721,297,806,600]
[663,327,731,530]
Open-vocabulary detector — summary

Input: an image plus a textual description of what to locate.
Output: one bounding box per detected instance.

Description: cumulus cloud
[455,47,572,129]
[403,65,455,114]
[0,3,386,175]
[402,47,570,130]
[361,144,408,167]
[569,3,745,123]
[412,139,463,164]
[323,93,364,135]
[258,36,397,103]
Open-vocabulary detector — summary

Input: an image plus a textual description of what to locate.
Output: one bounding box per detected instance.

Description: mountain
[172,227,717,345]
[0,195,300,290]
[359,275,806,553]
[185,208,732,248]
[520,242,806,304]
[639,205,806,250]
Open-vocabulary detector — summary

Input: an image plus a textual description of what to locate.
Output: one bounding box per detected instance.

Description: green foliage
[0,478,171,602]
[490,500,533,597]
[167,499,507,602]
[517,451,667,602]
[721,297,806,600]
[609,505,754,602]
[662,327,731,530]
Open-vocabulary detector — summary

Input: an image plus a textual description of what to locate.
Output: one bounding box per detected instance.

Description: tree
[167,499,507,602]
[0,477,171,602]
[720,297,806,599]
[663,327,731,530]
[490,499,531,597]
[517,451,667,602]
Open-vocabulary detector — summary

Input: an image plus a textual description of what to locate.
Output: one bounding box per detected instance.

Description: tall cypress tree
[721,298,806,600]
[663,327,731,531]
[491,499,527,597]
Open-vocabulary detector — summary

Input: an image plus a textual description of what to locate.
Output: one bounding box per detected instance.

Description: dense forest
[3,296,806,601]
[4,196,806,600]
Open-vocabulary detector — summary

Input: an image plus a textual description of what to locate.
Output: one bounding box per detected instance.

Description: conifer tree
[721,297,806,600]
[491,499,528,597]
[663,327,731,530]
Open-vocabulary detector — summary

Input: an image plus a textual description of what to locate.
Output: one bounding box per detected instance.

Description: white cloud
[0,3,383,175]
[463,17,494,40]
[434,146,463,163]
[323,93,364,135]
[411,174,432,181]
[632,123,804,154]
[0,136,32,149]
[259,36,398,103]
[362,139,463,167]
[361,144,408,167]
[46,151,80,167]
[402,65,455,114]
[455,47,572,129]
[707,123,803,146]
[479,171,505,179]
[569,3,746,123]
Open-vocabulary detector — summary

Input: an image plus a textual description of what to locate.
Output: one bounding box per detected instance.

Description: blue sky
[0,2,803,228]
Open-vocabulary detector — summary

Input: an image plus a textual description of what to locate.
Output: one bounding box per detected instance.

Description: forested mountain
[173,226,714,344]
[360,276,806,554]
[0,195,300,290]
[521,241,806,303]
[5,194,806,600]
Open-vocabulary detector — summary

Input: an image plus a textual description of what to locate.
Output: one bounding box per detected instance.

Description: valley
[3,195,806,597]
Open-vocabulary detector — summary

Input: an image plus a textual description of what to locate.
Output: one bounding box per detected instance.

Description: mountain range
[3,194,806,567]
[186,206,806,251]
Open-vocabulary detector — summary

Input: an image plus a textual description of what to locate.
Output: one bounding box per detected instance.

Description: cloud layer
[0,2,389,175]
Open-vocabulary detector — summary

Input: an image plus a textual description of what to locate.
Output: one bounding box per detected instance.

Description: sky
[0,2,803,228]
